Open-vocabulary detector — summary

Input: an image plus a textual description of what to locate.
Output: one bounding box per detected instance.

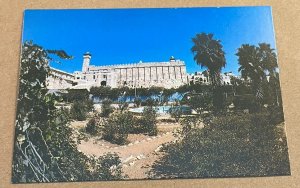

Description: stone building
[47,68,77,90]
[187,71,235,85]
[47,52,188,90]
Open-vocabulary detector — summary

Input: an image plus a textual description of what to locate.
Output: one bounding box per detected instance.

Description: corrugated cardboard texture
[0,0,299,187]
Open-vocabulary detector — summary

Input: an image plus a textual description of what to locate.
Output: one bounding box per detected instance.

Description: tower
[170,56,175,62]
[82,52,92,72]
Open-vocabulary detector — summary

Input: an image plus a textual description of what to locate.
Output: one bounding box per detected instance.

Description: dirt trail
[78,131,176,179]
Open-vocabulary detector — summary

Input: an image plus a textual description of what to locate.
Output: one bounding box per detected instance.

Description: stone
[123,155,135,163]
[134,141,140,144]
[155,145,163,153]
[128,143,133,146]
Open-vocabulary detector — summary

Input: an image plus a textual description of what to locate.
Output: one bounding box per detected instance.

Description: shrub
[179,116,199,136]
[102,111,135,145]
[267,105,285,125]
[101,99,114,117]
[233,94,259,113]
[139,107,157,136]
[186,93,213,114]
[89,153,123,180]
[150,112,290,178]
[69,100,94,121]
[63,89,89,102]
[86,99,94,112]
[85,118,98,135]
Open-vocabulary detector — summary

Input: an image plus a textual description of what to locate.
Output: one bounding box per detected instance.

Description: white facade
[47,68,77,90]
[47,53,188,90]
[188,71,210,85]
[188,71,235,85]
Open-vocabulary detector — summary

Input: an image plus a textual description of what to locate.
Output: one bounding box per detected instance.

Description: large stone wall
[111,61,187,88]
[47,54,189,90]
[75,59,188,89]
[47,68,77,89]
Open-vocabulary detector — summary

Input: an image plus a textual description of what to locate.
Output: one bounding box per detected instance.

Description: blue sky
[22,7,276,75]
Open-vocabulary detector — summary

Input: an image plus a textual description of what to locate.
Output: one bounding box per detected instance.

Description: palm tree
[258,43,278,78]
[236,43,279,105]
[236,44,264,102]
[191,33,226,86]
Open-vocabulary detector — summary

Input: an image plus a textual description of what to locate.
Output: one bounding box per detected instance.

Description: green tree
[12,42,123,183]
[64,89,89,102]
[191,33,226,86]
[191,33,226,112]
[102,111,135,145]
[236,43,279,107]
[139,107,158,136]
[69,100,93,121]
[101,99,114,117]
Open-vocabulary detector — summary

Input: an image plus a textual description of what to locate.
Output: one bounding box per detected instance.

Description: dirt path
[78,131,177,179]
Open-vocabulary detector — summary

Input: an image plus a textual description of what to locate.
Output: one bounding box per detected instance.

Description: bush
[89,153,123,181]
[69,100,94,121]
[139,107,157,136]
[187,94,213,114]
[85,118,98,135]
[150,112,290,178]
[267,105,285,125]
[63,89,89,102]
[101,99,114,117]
[233,94,259,113]
[102,111,135,145]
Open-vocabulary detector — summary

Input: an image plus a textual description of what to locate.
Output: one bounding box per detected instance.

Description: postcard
[12,7,290,183]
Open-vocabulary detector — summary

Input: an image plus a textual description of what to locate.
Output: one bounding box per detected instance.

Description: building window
[103,75,107,78]
[93,75,95,79]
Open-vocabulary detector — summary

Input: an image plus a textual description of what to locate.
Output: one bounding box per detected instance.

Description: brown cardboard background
[0,0,299,187]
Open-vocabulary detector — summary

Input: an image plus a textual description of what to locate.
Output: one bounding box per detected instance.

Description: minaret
[170,56,175,62]
[82,52,92,72]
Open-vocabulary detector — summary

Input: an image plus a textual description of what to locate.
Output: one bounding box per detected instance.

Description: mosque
[47,52,189,90]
